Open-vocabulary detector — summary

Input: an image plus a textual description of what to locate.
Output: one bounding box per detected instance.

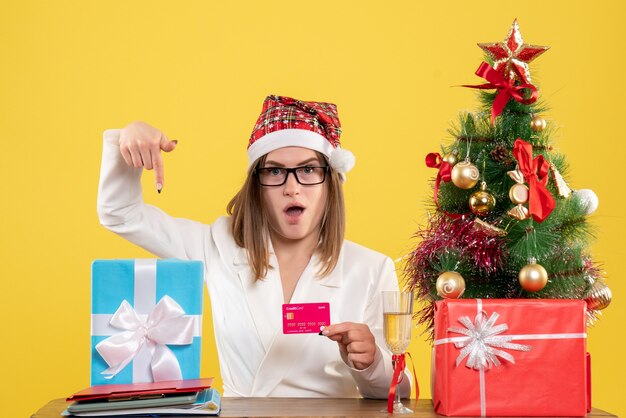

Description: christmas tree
[407,19,611,338]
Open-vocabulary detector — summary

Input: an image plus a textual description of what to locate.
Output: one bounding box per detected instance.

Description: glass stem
[393,357,404,406]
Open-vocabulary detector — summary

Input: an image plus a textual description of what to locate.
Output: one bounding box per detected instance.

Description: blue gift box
[91,259,204,385]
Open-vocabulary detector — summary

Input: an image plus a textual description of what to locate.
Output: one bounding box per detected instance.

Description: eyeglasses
[255,166,329,186]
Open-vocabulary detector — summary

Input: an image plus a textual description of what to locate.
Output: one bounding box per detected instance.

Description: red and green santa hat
[247,95,355,179]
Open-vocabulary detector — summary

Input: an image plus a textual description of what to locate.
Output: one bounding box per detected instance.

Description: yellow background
[1,1,624,417]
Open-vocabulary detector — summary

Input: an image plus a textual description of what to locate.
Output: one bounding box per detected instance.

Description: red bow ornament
[426,153,466,219]
[387,353,419,413]
[426,152,452,186]
[464,62,538,124]
[511,139,555,222]
[426,153,455,214]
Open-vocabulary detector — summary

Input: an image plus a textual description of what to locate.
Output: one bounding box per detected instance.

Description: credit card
[282,302,330,334]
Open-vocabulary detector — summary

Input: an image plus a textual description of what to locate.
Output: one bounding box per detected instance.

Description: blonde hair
[226,152,345,281]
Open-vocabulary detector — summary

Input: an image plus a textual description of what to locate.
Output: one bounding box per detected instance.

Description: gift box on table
[433,299,588,417]
[91,259,204,385]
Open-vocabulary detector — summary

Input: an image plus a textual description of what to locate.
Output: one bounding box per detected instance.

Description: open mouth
[284,203,305,218]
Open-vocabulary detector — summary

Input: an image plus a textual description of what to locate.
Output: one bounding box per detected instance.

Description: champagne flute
[382,290,413,414]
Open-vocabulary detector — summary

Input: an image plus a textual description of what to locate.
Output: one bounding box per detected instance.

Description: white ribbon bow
[95,295,195,381]
[448,311,532,370]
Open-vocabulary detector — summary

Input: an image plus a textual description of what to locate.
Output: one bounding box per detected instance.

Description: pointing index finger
[153,150,165,193]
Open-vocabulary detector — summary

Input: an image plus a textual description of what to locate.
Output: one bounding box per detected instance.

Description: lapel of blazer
[212,217,282,355]
[233,246,282,354]
[249,248,345,396]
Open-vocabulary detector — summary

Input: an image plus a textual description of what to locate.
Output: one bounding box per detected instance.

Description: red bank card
[282,302,330,334]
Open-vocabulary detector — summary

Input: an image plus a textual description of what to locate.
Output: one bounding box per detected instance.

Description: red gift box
[433,299,588,417]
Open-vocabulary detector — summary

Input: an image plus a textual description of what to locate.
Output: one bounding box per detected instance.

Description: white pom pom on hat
[247,95,354,180]
[329,147,355,174]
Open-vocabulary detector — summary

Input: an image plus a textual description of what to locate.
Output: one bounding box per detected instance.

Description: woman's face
[260,147,329,248]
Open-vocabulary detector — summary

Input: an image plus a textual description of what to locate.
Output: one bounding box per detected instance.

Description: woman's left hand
[322,322,376,370]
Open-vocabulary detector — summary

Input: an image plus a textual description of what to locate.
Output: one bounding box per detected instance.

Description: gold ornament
[585,280,612,311]
[436,271,466,299]
[451,161,480,189]
[509,183,529,205]
[507,168,525,184]
[530,115,547,132]
[550,163,572,198]
[469,182,496,216]
[507,168,531,220]
[443,152,458,167]
[473,218,507,237]
[508,205,530,220]
[519,262,548,292]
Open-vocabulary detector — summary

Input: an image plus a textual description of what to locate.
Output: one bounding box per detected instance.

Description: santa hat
[247,95,355,178]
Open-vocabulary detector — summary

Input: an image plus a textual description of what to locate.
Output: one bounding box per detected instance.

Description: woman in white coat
[97,95,412,399]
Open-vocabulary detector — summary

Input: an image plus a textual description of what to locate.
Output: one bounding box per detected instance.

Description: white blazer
[97,130,411,398]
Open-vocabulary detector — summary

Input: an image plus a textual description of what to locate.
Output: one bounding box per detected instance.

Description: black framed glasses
[255,166,330,186]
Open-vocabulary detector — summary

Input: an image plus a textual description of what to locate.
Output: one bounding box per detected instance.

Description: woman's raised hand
[119,121,178,193]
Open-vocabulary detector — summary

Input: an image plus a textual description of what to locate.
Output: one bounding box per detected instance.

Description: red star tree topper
[478,19,549,84]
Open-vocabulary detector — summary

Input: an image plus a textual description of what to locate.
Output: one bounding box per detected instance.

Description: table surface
[32,397,618,418]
